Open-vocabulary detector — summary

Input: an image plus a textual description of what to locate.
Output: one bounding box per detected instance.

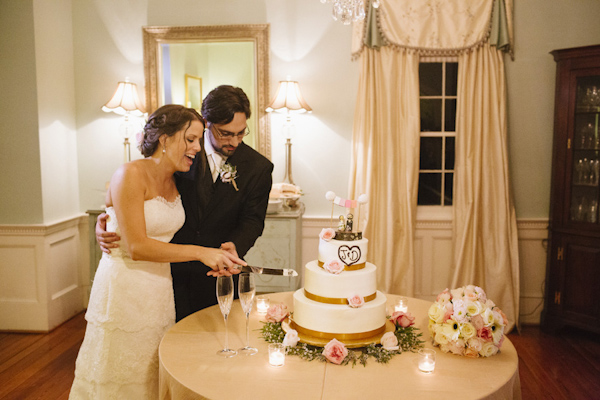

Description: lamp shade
[102,79,146,117]
[266,80,312,113]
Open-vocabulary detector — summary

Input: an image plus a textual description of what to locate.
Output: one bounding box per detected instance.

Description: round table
[159,292,521,400]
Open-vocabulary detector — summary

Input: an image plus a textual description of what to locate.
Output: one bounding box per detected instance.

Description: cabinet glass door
[571,75,600,224]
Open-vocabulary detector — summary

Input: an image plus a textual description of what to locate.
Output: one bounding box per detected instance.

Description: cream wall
[505,1,600,219]
[0,0,44,224]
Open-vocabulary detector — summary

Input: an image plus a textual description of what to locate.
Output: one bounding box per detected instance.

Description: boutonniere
[219,162,239,191]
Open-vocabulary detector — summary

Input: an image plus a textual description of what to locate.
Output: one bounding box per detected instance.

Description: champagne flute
[237,273,258,355]
[216,275,237,357]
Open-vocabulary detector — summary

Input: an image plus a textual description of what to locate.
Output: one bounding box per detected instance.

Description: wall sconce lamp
[102,78,146,162]
[266,78,312,185]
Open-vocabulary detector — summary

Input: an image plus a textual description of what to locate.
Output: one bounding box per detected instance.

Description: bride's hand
[200,247,245,276]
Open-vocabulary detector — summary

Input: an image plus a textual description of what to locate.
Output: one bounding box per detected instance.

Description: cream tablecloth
[159,292,521,400]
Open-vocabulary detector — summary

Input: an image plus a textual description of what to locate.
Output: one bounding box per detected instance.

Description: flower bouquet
[260,303,423,366]
[428,285,507,357]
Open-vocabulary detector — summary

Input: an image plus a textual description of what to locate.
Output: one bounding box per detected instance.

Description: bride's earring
[162,144,166,154]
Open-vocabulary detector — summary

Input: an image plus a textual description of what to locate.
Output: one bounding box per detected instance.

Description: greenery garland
[260,320,424,367]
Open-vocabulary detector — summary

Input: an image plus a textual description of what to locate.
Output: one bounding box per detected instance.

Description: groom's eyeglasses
[209,123,250,139]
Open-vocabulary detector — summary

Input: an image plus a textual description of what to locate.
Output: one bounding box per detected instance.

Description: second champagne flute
[216,275,237,357]
[238,273,258,355]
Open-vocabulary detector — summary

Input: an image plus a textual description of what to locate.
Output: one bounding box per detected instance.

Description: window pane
[420,99,442,131]
[445,137,455,170]
[445,63,458,96]
[445,99,457,131]
[419,63,442,96]
[444,172,454,206]
[418,173,441,205]
[420,137,442,170]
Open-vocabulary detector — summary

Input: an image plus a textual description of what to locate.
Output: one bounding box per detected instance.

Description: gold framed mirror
[143,24,271,158]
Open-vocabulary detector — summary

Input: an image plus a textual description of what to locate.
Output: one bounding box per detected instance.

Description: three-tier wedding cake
[291,193,387,341]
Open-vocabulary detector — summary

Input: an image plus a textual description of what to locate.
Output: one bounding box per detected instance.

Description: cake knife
[233,265,298,277]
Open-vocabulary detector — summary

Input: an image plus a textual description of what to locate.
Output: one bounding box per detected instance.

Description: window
[418,60,458,207]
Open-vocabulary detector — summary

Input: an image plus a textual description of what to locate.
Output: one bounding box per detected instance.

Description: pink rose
[322,338,348,364]
[436,288,452,302]
[324,260,344,274]
[447,339,466,355]
[265,303,289,323]
[347,294,365,308]
[319,228,336,241]
[389,311,415,328]
[478,326,494,342]
[471,314,484,331]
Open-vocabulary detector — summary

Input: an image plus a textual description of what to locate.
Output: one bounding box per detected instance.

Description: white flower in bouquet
[428,286,507,358]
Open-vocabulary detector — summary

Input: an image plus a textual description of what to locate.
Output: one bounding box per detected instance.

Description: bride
[69,105,244,399]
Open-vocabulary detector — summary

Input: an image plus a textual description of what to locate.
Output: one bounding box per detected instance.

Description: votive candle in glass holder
[257,295,270,314]
[268,343,285,367]
[418,349,436,373]
[395,296,408,313]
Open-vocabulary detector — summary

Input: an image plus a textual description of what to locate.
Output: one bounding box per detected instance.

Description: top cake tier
[318,232,368,270]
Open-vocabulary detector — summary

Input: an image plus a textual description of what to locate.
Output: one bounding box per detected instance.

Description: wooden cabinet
[542,45,600,334]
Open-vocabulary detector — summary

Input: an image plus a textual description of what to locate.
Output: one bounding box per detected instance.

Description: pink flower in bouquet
[347,294,365,308]
[471,314,484,331]
[447,338,466,355]
[389,311,415,328]
[265,303,289,323]
[436,288,452,303]
[324,260,344,274]
[478,326,494,342]
[322,338,348,364]
[319,228,336,241]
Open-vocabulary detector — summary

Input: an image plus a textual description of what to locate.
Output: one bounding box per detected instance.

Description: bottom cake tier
[292,289,387,340]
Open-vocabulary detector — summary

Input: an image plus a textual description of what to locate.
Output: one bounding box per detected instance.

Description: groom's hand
[220,242,239,258]
[96,213,121,253]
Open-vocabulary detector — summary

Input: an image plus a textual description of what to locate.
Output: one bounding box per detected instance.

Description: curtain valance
[352,0,513,58]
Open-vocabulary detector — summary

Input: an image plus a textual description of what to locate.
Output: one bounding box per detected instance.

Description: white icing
[293,289,387,334]
[318,237,368,266]
[304,261,377,299]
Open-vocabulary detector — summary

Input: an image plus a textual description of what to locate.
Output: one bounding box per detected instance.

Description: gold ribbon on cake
[317,260,365,271]
[290,320,386,341]
[304,289,376,305]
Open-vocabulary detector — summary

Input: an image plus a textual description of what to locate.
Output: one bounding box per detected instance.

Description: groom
[97,85,273,321]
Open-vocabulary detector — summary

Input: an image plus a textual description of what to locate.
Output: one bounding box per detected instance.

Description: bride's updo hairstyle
[139,104,205,157]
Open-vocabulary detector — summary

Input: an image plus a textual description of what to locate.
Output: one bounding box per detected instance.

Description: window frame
[417,57,458,220]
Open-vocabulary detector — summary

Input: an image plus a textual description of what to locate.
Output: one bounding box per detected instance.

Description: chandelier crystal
[320,0,367,25]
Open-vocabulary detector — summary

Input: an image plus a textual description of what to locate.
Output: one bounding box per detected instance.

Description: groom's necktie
[210,153,223,182]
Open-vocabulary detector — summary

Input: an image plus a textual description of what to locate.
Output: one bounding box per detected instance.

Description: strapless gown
[69,196,185,399]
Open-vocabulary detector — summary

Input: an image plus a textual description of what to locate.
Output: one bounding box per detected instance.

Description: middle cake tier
[303,260,378,300]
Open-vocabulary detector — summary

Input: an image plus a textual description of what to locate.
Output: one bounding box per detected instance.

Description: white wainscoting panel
[0,215,88,331]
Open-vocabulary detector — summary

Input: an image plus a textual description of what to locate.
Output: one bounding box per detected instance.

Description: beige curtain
[452,43,520,331]
[348,46,420,296]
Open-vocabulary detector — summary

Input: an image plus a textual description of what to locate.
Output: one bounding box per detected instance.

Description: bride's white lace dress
[69,196,185,399]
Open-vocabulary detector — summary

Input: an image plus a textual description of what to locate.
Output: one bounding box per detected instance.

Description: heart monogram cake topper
[338,245,361,266]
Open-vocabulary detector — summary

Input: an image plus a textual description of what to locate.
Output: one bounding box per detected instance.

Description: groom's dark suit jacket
[172,142,273,321]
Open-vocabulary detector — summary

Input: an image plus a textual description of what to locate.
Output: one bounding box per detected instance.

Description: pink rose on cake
[389,311,415,328]
[283,329,299,347]
[319,228,336,241]
[322,338,348,365]
[324,259,344,274]
[380,332,399,351]
[265,303,289,323]
[347,294,365,308]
